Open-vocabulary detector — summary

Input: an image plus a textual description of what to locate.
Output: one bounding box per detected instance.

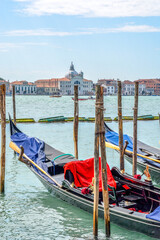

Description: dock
[0,114,159,123]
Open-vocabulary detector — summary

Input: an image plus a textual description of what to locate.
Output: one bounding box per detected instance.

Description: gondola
[105,123,160,184]
[88,96,95,100]
[9,118,160,238]
[72,97,88,101]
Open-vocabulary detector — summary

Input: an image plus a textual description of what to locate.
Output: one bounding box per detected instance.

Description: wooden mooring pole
[12,85,16,125]
[118,81,124,172]
[0,84,6,193]
[93,84,110,238]
[93,84,100,238]
[99,86,110,238]
[133,82,139,176]
[73,85,79,159]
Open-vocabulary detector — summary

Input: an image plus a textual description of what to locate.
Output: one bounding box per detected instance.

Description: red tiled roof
[11,81,35,86]
[28,82,35,86]
[0,79,6,83]
[59,77,70,82]
[98,79,116,82]
[35,78,70,88]
[123,80,134,84]
[83,78,92,82]
[11,81,28,85]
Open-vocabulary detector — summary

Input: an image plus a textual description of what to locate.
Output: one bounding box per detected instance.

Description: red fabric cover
[81,188,91,194]
[134,174,141,180]
[64,157,116,191]
[122,184,130,190]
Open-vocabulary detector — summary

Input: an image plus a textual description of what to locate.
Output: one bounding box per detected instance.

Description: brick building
[136,79,160,95]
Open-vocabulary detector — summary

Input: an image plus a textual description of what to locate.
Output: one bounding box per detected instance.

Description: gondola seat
[123,195,143,202]
[63,158,135,205]
[63,157,117,191]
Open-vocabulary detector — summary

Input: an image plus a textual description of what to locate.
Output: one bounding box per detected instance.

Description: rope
[95,102,106,111]
[95,131,105,135]
[52,153,74,162]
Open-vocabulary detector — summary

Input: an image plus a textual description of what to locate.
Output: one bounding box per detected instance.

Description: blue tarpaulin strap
[146,206,160,222]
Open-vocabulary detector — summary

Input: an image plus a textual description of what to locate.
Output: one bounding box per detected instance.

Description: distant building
[136,79,160,95]
[123,80,135,95]
[98,79,117,95]
[35,79,60,95]
[0,78,11,95]
[35,62,93,95]
[123,80,146,95]
[11,81,37,95]
[98,78,146,95]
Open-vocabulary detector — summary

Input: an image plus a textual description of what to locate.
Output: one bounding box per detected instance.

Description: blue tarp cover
[105,130,160,168]
[105,130,134,153]
[146,206,160,222]
[11,132,55,184]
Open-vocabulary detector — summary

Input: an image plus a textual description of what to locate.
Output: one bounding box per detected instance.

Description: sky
[1,0,160,83]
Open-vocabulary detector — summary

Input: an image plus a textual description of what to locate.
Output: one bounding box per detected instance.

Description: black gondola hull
[31,166,160,239]
[124,153,160,184]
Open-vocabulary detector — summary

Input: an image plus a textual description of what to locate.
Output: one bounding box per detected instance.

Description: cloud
[0,42,47,52]
[3,29,92,36]
[90,25,160,33]
[14,0,160,17]
[2,25,160,38]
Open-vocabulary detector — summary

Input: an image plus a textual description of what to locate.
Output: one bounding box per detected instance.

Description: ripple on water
[0,96,159,239]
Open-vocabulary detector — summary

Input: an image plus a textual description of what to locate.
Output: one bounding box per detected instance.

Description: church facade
[35,63,93,95]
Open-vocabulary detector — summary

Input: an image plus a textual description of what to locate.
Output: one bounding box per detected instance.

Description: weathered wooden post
[99,86,110,237]
[0,84,6,193]
[118,81,124,172]
[93,84,100,238]
[133,82,139,176]
[12,85,16,125]
[73,85,79,159]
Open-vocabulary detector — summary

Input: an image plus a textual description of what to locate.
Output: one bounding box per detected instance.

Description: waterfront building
[35,79,60,95]
[136,79,160,95]
[98,78,146,95]
[98,79,117,95]
[0,78,11,95]
[123,80,146,95]
[102,84,115,95]
[35,62,93,95]
[64,62,93,95]
[11,81,37,95]
[123,80,135,95]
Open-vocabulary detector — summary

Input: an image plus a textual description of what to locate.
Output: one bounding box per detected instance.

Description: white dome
[65,62,78,79]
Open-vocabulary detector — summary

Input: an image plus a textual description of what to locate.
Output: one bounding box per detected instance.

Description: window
[74,81,80,85]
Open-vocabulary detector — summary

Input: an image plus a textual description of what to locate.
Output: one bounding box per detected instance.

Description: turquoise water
[0,95,160,239]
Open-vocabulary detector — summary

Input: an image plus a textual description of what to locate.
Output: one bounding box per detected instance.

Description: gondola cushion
[64,157,116,191]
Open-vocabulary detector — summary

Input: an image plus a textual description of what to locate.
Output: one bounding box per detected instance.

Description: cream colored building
[35,63,93,95]
[11,81,37,95]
